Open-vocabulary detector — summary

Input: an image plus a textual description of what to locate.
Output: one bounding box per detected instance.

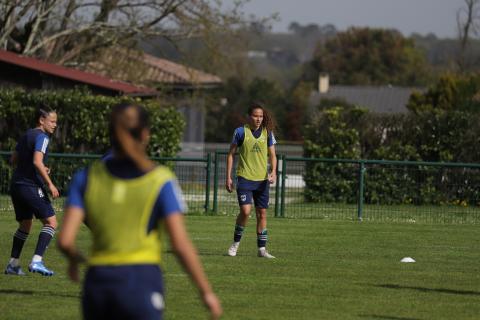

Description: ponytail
[109,103,154,172]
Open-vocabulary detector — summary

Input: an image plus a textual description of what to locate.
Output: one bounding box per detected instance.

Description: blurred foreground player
[5,106,59,276]
[58,103,222,320]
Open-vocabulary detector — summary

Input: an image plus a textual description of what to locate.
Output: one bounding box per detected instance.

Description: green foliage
[304,106,363,159]
[205,77,286,142]
[307,27,431,86]
[0,87,184,157]
[283,81,312,141]
[407,73,480,113]
[303,83,480,205]
[303,106,363,202]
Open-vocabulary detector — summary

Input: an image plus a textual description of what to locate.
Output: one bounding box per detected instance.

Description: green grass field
[0,213,479,320]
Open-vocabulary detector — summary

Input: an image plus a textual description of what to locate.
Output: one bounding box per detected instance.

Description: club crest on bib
[251,142,261,153]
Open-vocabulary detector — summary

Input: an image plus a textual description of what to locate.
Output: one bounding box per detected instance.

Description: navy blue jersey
[12,128,50,187]
[231,126,276,147]
[66,158,186,232]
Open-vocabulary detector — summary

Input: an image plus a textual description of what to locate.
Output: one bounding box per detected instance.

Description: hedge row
[303,106,480,206]
[0,88,185,194]
[0,87,185,156]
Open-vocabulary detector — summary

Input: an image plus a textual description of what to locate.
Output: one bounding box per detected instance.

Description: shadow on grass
[0,289,79,299]
[376,284,480,296]
[358,315,421,320]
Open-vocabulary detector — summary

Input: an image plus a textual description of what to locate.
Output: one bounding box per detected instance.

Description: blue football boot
[28,261,54,276]
[4,263,26,276]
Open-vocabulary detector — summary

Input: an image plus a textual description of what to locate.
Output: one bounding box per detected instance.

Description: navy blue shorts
[236,176,270,209]
[10,183,55,221]
[83,265,164,320]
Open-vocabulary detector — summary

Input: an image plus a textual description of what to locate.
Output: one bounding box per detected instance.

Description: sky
[242,0,466,38]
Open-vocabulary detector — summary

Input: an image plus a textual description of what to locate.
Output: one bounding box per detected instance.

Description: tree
[283,81,312,141]
[456,0,480,72]
[204,77,286,143]
[306,27,430,86]
[407,73,480,113]
[0,0,268,67]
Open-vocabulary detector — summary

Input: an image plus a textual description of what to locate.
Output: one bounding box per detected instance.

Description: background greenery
[302,73,480,204]
[0,87,185,157]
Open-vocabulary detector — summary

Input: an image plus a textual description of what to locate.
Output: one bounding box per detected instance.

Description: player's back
[85,161,174,266]
[12,128,48,186]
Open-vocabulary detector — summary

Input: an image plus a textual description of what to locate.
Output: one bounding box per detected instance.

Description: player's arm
[57,206,86,282]
[225,143,237,193]
[33,151,59,198]
[10,151,18,167]
[268,145,277,183]
[165,213,222,320]
[57,168,88,282]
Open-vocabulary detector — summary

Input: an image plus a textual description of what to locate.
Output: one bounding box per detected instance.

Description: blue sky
[242,0,466,38]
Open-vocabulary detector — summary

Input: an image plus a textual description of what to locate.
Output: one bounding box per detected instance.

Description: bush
[0,87,185,157]
[303,106,362,203]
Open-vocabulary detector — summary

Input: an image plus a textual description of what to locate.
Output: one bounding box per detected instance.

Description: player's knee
[43,218,58,230]
[19,219,33,231]
[239,210,250,218]
[256,210,267,219]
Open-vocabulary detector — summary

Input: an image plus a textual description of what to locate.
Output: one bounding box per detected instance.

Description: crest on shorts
[38,188,44,198]
[240,194,247,202]
[151,292,165,310]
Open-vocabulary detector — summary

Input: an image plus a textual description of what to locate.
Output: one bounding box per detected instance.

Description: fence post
[280,155,287,217]
[274,155,281,217]
[213,151,219,213]
[357,161,366,221]
[205,153,211,213]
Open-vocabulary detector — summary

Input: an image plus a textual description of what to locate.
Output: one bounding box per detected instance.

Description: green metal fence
[2,150,480,224]
[278,157,480,223]
[211,151,280,217]
[0,151,211,213]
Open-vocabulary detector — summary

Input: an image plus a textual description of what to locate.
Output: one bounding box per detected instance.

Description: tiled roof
[0,49,156,94]
[309,85,424,113]
[141,53,222,85]
[86,49,222,87]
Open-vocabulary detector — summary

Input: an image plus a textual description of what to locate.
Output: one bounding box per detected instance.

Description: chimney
[318,73,329,93]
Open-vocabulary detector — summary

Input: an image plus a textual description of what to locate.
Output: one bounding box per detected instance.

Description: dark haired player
[226,104,277,258]
[5,107,59,276]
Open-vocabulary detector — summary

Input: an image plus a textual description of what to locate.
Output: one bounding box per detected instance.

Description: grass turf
[0,213,479,319]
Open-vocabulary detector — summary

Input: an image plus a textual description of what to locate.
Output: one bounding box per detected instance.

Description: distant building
[0,48,223,143]
[0,49,155,96]
[86,49,223,143]
[247,50,268,58]
[309,74,424,114]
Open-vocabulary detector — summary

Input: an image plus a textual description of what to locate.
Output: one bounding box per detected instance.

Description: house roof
[141,53,222,86]
[86,49,222,89]
[0,49,156,95]
[309,85,424,113]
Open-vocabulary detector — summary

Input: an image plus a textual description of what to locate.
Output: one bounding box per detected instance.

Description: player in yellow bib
[58,103,222,320]
[226,103,277,258]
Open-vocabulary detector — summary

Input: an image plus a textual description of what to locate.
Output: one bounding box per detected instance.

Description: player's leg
[109,266,165,320]
[82,268,109,320]
[5,220,32,275]
[29,189,56,276]
[228,204,251,256]
[5,185,33,275]
[254,208,274,258]
[228,185,253,256]
[253,180,275,259]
